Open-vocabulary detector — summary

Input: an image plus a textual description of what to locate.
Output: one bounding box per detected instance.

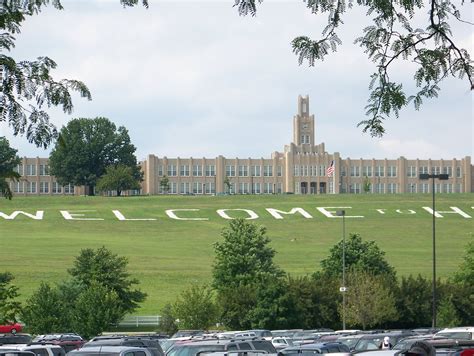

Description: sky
[1,0,473,161]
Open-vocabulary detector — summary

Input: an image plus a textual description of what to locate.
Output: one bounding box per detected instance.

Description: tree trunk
[117,190,122,196]
[87,185,95,196]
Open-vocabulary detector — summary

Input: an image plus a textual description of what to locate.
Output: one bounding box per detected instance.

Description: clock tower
[293,95,315,146]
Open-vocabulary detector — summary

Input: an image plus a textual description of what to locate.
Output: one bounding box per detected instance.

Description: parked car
[0,344,65,356]
[0,324,22,334]
[31,334,85,353]
[436,328,474,341]
[84,336,164,356]
[350,332,416,353]
[277,342,350,355]
[166,338,277,356]
[67,346,153,356]
[271,338,294,351]
[0,352,35,356]
[0,334,32,345]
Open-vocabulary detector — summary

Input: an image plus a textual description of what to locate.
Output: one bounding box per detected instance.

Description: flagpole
[333,161,336,194]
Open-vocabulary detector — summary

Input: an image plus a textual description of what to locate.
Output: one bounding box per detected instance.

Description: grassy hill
[0,193,472,314]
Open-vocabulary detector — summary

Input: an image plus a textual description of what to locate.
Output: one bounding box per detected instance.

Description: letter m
[0,211,44,220]
[266,208,313,219]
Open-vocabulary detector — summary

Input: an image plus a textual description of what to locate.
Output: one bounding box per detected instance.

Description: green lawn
[0,193,472,314]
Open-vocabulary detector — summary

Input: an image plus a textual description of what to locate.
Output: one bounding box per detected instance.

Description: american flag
[326,160,335,177]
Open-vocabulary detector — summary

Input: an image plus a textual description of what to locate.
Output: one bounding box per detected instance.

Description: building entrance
[319,182,327,194]
[300,182,308,194]
[310,182,317,194]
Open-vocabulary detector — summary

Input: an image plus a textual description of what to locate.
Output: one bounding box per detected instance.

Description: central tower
[293,95,315,146]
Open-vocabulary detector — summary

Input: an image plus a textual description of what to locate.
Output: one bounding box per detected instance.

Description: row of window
[10,181,75,194]
[14,164,50,176]
[342,165,463,178]
[340,183,463,194]
[294,165,328,177]
[159,182,283,194]
[158,165,283,177]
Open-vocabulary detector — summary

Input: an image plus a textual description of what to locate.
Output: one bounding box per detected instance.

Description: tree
[394,274,432,328]
[437,295,461,327]
[0,272,22,323]
[173,284,218,330]
[68,246,146,314]
[96,164,141,196]
[320,233,396,281]
[213,219,283,289]
[49,117,141,195]
[363,176,371,194]
[223,176,231,194]
[0,0,147,148]
[344,269,397,329]
[234,0,472,137]
[453,241,474,285]
[212,219,284,329]
[0,137,20,200]
[160,175,170,194]
[157,303,178,336]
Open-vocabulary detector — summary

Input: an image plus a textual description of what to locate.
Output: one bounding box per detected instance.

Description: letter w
[0,211,44,220]
[266,208,313,219]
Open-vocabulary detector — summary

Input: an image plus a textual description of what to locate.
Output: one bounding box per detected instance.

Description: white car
[435,327,474,341]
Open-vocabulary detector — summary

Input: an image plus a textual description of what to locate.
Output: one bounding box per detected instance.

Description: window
[158,165,163,176]
[375,165,384,177]
[407,183,417,193]
[363,166,372,177]
[263,183,273,194]
[180,182,190,194]
[167,164,177,177]
[374,183,384,193]
[277,166,283,177]
[350,183,360,194]
[170,182,177,194]
[456,166,462,178]
[205,182,215,194]
[350,166,360,177]
[13,181,23,193]
[253,182,261,194]
[205,165,215,177]
[442,166,452,177]
[27,181,37,193]
[226,165,236,177]
[319,165,326,177]
[39,164,50,176]
[14,164,24,176]
[192,164,202,177]
[52,182,62,194]
[180,165,190,176]
[63,184,74,194]
[455,183,462,193]
[251,165,261,177]
[420,183,429,193]
[193,182,203,194]
[407,166,416,177]
[276,182,282,194]
[264,165,273,177]
[39,181,49,193]
[238,165,248,177]
[419,166,428,175]
[294,165,300,176]
[310,166,316,176]
[444,183,453,193]
[387,183,397,193]
[387,166,397,177]
[26,164,36,176]
[432,166,440,175]
[239,182,249,194]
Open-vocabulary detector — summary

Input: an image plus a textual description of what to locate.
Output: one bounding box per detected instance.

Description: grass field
[0,193,472,314]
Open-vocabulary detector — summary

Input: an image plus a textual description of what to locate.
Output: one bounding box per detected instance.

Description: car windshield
[168,344,226,356]
[0,335,32,344]
[437,332,472,340]
[354,337,384,352]
[393,339,417,350]
[279,351,322,356]
[337,338,361,349]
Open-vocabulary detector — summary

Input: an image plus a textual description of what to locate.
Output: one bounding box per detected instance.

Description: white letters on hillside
[216,209,259,220]
[422,206,472,218]
[266,208,313,219]
[0,211,44,220]
[165,209,208,221]
[60,210,104,220]
[316,207,364,218]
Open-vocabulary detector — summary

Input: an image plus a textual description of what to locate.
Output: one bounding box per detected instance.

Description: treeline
[161,219,474,333]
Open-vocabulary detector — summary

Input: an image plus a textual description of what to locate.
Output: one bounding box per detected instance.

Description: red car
[0,322,22,334]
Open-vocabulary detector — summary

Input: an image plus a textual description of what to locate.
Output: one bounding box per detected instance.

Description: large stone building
[10,96,474,196]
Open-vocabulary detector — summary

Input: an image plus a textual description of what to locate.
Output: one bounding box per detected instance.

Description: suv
[84,336,164,356]
[32,334,85,353]
[68,346,153,356]
[0,334,33,346]
[436,328,474,341]
[0,344,65,356]
[166,339,277,356]
[277,342,350,355]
